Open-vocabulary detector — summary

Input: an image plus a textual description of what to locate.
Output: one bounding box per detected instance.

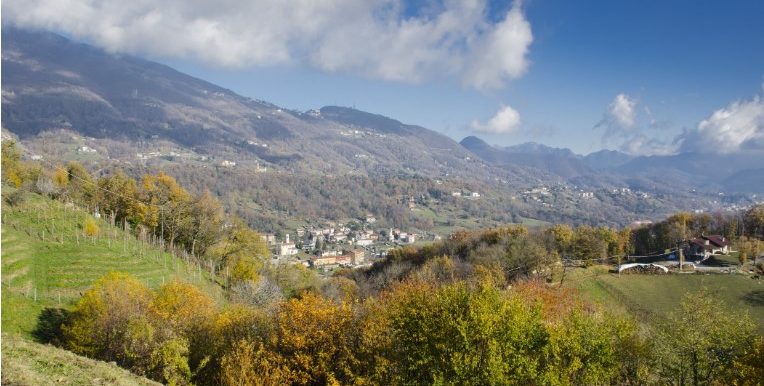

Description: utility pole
[679,247,684,273]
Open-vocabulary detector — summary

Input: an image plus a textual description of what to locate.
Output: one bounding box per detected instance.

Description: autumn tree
[64,273,216,385]
[97,170,139,225]
[151,280,215,335]
[181,190,224,257]
[208,221,269,284]
[1,140,24,187]
[83,217,100,239]
[273,292,358,385]
[65,162,98,209]
[729,337,764,385]
[220,340,288,386]
[191,305,273,385]
[64,272,154,362]
[548,224,574,259]
[141,172,193,250]
[738,237,762,267]
[53,165,69,190]
[541,309,647,385]
[571,226,608,262]
[744,204,764,239]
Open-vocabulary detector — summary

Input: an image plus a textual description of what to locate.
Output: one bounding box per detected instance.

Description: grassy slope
[1,188,224,337]
[1,334,160,386]
[567,266,764,331]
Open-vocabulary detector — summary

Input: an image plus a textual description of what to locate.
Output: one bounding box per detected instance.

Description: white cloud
[679,96,764,153]
[461,3,533,89]
[4,0,533,89]
[596,93,637,132]
[470,105,521,134]
[594,93,642,150]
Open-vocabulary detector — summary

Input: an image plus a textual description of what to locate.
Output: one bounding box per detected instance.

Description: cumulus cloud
[595,93,637,137]
[461,3,533,89]
[679,96,764,153]
[3,0,533,89]
[470,105,521,134]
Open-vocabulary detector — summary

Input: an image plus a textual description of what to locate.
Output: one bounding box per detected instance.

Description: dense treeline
[340,223,633,297]
[631,210,764,255]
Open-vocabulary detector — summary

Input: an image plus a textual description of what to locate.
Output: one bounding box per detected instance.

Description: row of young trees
[2,140,276,287]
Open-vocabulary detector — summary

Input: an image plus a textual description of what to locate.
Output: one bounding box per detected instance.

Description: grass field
[566,266,764,331]
[1,334,160,386]
[1,188,224,338]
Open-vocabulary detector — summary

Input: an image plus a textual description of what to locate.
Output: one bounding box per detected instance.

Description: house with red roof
[685,235,730,260]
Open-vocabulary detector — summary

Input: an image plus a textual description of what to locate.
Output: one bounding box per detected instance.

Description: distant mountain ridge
[460,136,594,179]
[1,27,510,179]
[460,135,764,194]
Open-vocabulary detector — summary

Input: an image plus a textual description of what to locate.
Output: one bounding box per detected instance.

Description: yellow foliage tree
[220,340,289,386]
[275,293,357,385]
[83,217,100,238]
[1,140,24,187]
[151,280,215,334]
[53,165,69,188]
[208,222,269,284]
[64,272,153,360]
[190,305,273,385]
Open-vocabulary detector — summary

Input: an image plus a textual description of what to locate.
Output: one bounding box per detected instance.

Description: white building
[356,238,373,247]
[279,234,298,256]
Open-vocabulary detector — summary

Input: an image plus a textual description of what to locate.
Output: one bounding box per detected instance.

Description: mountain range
[3,27,534,182]
[460,136,764,194]
[2,27,762,227]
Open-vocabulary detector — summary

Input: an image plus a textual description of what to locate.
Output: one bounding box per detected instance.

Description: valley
[2,19,764,386]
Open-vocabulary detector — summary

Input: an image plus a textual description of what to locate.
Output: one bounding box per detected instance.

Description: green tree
[744,205,764,238]
[655,291,756,386]
[548,224,574,258]
[384,281,547,385]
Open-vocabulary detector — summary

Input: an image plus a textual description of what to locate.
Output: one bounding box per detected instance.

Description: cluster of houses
[262,216,426,270]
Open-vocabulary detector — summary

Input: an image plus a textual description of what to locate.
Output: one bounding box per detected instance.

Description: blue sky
[7,0,764,154]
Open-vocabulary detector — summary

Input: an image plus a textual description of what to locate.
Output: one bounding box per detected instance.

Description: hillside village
[264,214,434,271]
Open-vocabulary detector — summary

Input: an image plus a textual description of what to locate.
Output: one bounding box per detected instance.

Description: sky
[4,0,764,155]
